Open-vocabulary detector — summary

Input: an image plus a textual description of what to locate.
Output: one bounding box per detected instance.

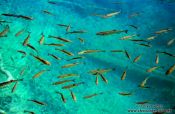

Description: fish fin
[17,78,24,81]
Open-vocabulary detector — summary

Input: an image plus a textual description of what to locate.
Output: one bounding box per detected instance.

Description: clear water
[0,0,175,114]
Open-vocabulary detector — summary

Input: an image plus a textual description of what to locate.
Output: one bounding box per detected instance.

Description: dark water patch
[0,96,12,111]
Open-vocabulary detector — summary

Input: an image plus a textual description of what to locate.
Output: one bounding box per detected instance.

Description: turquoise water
[0,0,175,114]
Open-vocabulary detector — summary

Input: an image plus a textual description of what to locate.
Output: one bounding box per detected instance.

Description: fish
[167,38,175,46]
[57,24,73,32]
[91,14,106,18]
[44,43,64,47]
[48,53,61,60]
[23,32,31,46]
[153,112,165,114]
[78,50,105,55]
[0,79,23,88]
[95,76,98,85]
[61,62,81,68]
[11,82,18,93]
[124,50,131,60]
[121,70,127,80]
[118,92,133,96]
[130,39,149,43]
[165,64,175,75]
[128,25,138,29]
[20,66,27,76]
[137,43,152,47]
[62,82,84,89]
[146,36,157,40]
[89,68,114,75]
[39,33,44,45]
[2,13,33,20]
[110,50,124,53]
[0,20,12,24]
[92,11,120,18]
[103,11,121,18]
[96,29,128,36]
[112,2,127,4]
[67,56,84,61]
[99,74,108,84]
[27,44,38,53]
[120,34,138,40]
[67,30,87,34]
[17,50,26,57]
[57,24,72,28]
[156,51,175,57]
[66,24,71,32]
[48,1,57,5]
[24,110,35,114]
[27,99,46,105]
[2,13,19,17]
[55,49,74,56]
[70,90,76,102]
[48,35,72,43]
[155,54,159,64]
[146,66,162,73]
[83,92,103,99]
[30,54,51,65]
[55,91,66,103]
[0,25,9,37]
[32,70,49,79]
[155,28,173,34]
[58,73,79,79]
[139,77,150,88]
[136,100,150,104]
[77,37,84,44]
[15,28,25,37]
[133,55,142,63]
[52,79,75,85]
[18,15,33,20]
[42,10,53,15]
[128,12,140,18]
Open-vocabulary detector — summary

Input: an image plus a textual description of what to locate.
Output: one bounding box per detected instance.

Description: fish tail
[17,78,24,81]
[55,91,61,95]
[125,30,128,33]
[48,35,52,38]
[41,32,44,36]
